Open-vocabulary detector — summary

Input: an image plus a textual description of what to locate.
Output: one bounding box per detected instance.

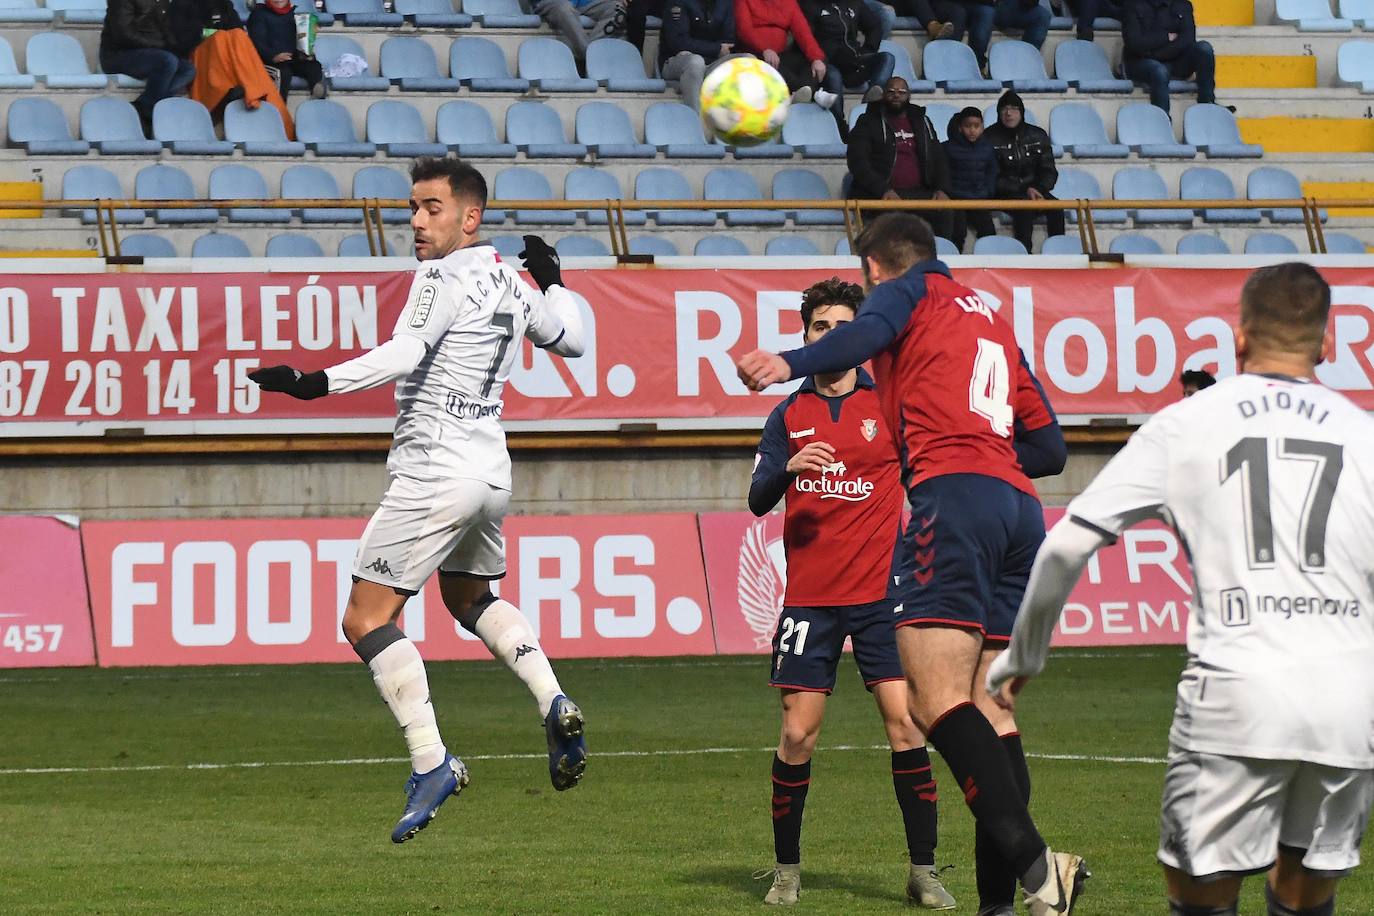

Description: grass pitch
[3,649,1371,914]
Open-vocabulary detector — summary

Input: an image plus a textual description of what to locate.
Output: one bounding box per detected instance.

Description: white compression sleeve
[471,599,564,719]
[324,334,428,394]
[538,286,585,358]
[368,637,447,774]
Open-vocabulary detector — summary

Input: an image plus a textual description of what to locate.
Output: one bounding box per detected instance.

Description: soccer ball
[699,57,791,147]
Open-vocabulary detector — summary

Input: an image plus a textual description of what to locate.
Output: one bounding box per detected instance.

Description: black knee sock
[1169,900,1238,916]
[1265,884,1334,916]
[926,704,1047,882]
[974,733,1032,908]
[891,746,938,866]
[771,755,811,865]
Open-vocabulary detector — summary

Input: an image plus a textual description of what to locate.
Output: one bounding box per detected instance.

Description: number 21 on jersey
[969,338,1013,437]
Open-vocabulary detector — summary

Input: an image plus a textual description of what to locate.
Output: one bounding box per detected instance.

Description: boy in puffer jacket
[942,106,997,253]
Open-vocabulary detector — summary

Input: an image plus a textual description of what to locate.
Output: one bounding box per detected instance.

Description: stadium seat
[565,169,645,225]
[224,101,305,156]
[463,0,541,28]
[835,238,853,256]
[494,168,577,225]
[519,37,597,92]
[628,235,680,256]
[506,101,587,158]
[990,40,1068,92]
[487,235,526,258]
[1182,167,1261,223]
[925,103,961,142]
[973,235,1029,255]
[367,100,448,157]
[1245,232,1301,254]
[923,40,1000,92]
[586,39,665,92]
[28,33,105,87]
[137,165,218,223]
[193,233,251,258]
[1183,104,1263,158]
[1053,40,1132,93]
[781,104,846,158]
[1246,167,1310,224]
[1336,40,1374,91]
[555,235,612,256]
[394,0,472,28]
[281,165,363,223]
[1040,234,1084,254]
[576,102,656,158]
[7,98,89,154]
[451,36,529,92]
[48,0,105,21]
[152,98,234,155]
[1176,232,1231,254]
[338,234,374,257]
[120,234,177,258]
[1275,0,1352,30]
[644,101,725,158]
[880,39,934,92]
[1109,233,1164,254]
[765,236,821,256]
[325,0,403,26]
[695,236,750,256]
[935,235,959,257]
[380,37,460,92]
[1055,167,1127,222]
[210,164,289,224]
[354,166,411,224]
[705,169,786,227]
[296,100,377,157]
[266,234,326,257]
[772,169,843,226]
[0,36,34,88]
[1116,103,1196,158]
[0,0,53,25]
[314,35,389,91]
[636,168,714,226]
[80,96,161,155]
[1113,167,1188,225]
[1341,0,1374,26]
[729,133,793,159]
[435,101,516,158]
[63,165,144,224]
[1050,103,1128,158]
[1325,231,1367,253]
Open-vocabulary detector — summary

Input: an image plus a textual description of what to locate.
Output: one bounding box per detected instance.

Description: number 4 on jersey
[969,338,1014,437]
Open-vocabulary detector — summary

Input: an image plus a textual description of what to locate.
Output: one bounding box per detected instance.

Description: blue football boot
[543,695,586,791]
[391,753,469,844]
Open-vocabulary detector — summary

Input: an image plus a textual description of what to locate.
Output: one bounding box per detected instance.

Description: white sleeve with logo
[393,266,463,348]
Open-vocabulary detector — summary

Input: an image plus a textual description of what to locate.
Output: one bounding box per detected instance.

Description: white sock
[472,599,564,718]
[362,630,446,775]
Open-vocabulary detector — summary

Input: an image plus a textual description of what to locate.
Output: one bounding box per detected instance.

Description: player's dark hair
[1239,262,1331,362]
[1179,369,1216,390]
[855,213,936,279]
[800,278,864,329]
[409,157,487,210]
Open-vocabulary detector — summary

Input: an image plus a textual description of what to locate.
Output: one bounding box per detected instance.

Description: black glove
[519,234,562,293]
[248,365,329,400]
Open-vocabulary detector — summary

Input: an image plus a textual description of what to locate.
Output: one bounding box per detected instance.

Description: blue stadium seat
[1245,232,1301,254]
[1275,0,1352,30]
[120,234,177,258]
[224,100,305,156]
[765,236,821,256]
[935,235,959,257]
[555,235,612,256]
[325,0,403,26]
[354,166,411,224]
[63,165,144,223]
[153,98,234,154]
[314,35,389,91]
[210,164,289,224]
[1053,40,1132,93]
[0,0,52,24]
[137,165,217,223]
[338,234,375,257]
[519,37,597,92]
[781,103,846,158]
[565,169,645,225]
[1109,233,1164,255]
[727,132,793,159]
[576,102,656,157]
[925,103,961,142]
[835,238,852,256]
[1113,167,1188,225]
[773,168,843,226]
[1055,167,1127,222]
[367,100,448,157]
[281,165,363,223]
[1246,166,1309,224]
[463,0,541,28]
[435,101,515,157]
[1176,232,1231,254]
[266,234,326,257]
[1325,231,1366,253]
[705,169,785,226]
[494,167,577,225]
[1181,166,1260,223]
[394,0,472,28]
[49,0,105,21]
[193,233,251,258]
[636,168,713,226]
[644,101,725,158]
[1116,103,1196,158]
[628,235,680,256]
[586,39,665,92]
[0,36,34,87]
[695,236,749,256]
[7,98,89,154]
[923,40,1000,92]
[880,39,934,92]
[80,96,160,155]
[487,235,526,257]
[1050,103,1128,158]
[296,100,376,157]
[28,33,105,87]
[381,37,460,91]
[1183,104,1263,158]
[973,235,1029,255]
[1336,39,1374,91]
[990,40,1068,92]
[451,36,529,92]
[1040,234,1084,254]
[1342,0,1374,27]
[506,101,587,158]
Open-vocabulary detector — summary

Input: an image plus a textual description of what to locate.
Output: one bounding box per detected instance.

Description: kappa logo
[514,644,538,660]
[861,418,878,441]
[738,517,788,651]
[409,284,438,329]
[424,268,441,280]
[365,557,395,577]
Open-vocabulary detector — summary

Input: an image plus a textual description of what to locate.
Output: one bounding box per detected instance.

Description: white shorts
[352,475,510,594]
[1158,745,1374,879]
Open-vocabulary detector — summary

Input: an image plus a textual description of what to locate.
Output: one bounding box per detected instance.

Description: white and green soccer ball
[699,57,791,147]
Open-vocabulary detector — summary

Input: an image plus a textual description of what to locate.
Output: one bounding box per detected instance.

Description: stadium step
[1217,55,1317,89]
[1300,180,1374,217]
[1238,117,1374,153]
[1196,0,1256,26]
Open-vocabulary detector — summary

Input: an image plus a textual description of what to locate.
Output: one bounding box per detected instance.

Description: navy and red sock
[771,755,811,865]
[891,746,939,866]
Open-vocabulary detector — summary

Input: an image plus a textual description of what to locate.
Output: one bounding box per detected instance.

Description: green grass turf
[1,648,1370,914]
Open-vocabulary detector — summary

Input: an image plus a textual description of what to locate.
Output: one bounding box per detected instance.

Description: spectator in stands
[172,0,295,133]
[169,0,241,57]
[1180,368,1216,397]
[625,0,662,51]
[536,0,628,66]
[983,90,1064,252]
[889,0,958,39]
[846,77,951,239]
[1061,0,1124,41]
[248,0,326,101]
[968,0,1051,73]
[1121,0,1215,115]
[943,107,997,252]
[801,0,895,123]
[99,0,195,128]
[659,0,736,110]
[735,0,838,108]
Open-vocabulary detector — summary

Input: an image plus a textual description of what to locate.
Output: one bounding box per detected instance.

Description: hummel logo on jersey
[424,268,441,280]
[514,644,538,660]
[789,427,815,439]
[365,557,395,576]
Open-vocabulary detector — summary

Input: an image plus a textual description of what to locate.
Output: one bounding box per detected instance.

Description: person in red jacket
[734,0,838,108]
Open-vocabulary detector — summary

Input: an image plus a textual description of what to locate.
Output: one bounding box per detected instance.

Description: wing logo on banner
[738,517,786,649]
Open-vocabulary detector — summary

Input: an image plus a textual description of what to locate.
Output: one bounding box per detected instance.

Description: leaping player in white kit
[988,263,1374,916]
[249,158,589,843]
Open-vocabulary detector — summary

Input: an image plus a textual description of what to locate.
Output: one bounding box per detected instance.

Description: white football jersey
[1068,373,1374,768]
[387,243,572,489]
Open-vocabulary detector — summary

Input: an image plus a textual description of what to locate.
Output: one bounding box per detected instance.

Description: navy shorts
[892,473,1045,643]
[768,597,905,693]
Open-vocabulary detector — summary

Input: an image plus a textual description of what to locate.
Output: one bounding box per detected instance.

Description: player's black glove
[248,365,328,400]
[519,234,562,293]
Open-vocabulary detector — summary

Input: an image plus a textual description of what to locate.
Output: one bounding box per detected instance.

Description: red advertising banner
[81,513,714,667]
[4,265,1373,435]
[0,516,97,668]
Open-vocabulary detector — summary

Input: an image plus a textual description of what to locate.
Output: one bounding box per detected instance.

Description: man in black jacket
[983,90,1063,252]
[1061,0,1124,41]
[659,0,734,110]
[847,77,951,239]
[803,0,895,123]
[99,0,195,124]
[1122,0,1215,114]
